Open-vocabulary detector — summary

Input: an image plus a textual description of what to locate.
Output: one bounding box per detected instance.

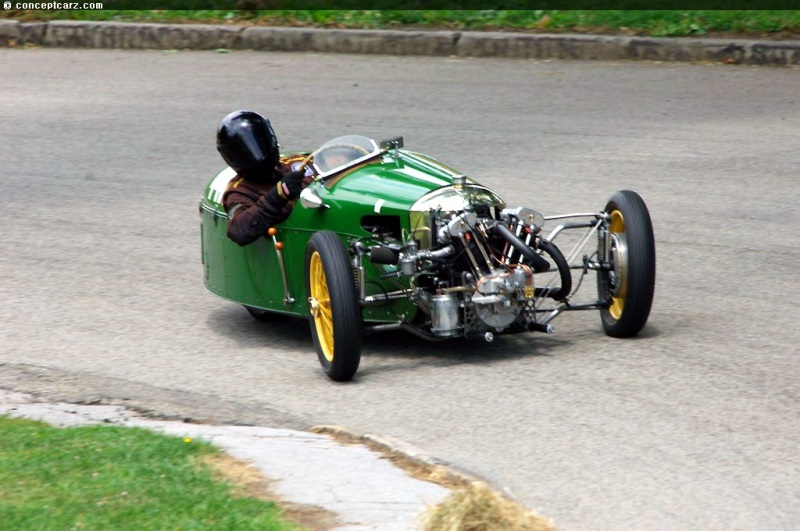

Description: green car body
[199,140,494,324]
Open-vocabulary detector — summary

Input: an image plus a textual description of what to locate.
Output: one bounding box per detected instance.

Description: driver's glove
[277,170,306,201]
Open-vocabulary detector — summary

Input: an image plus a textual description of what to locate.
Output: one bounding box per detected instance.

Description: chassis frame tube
[536,300,609,325]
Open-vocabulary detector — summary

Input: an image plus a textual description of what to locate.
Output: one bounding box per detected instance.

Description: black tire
[244,306,279,322]
[598,190,656,337]
[305,231,362,381]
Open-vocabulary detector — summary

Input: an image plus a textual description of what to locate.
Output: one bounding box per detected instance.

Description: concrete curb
[312,424,489,490]
[1,19,799,65]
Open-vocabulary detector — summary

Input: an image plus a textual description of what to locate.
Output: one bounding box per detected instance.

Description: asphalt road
[1,48,798,530]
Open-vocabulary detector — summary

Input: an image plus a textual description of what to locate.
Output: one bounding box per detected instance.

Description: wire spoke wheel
[607,210,628,320]
[305,231,361,381]
[309,252,334,360]
[598,190,656,337]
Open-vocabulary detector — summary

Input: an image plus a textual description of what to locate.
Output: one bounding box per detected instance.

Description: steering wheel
[320,144,375,172]
[327,143,372,156]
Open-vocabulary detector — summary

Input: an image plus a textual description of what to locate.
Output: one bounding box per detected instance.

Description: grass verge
[2,10,800,40]
[0,415,299,530]
[0,411,556,530]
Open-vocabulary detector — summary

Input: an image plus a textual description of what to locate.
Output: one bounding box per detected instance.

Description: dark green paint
[200,150,468,322]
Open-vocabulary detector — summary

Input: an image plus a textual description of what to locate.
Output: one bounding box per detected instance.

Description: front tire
[598,190,656,337]
[305,231,362,381]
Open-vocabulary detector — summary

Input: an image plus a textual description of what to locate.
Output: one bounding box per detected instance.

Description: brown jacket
[221,157,312,246]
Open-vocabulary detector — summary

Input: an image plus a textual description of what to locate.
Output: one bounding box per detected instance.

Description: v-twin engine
[397,206,569,338]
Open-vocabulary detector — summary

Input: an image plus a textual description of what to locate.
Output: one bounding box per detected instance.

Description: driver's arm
[222,169,309,246]
[223,179,292,246]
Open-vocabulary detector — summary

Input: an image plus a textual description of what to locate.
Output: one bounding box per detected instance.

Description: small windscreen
[312,135,379,174]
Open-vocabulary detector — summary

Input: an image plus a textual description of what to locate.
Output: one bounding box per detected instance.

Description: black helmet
[216,110,280,180]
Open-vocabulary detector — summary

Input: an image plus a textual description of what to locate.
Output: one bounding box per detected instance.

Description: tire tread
[600,190,656,337]
[305,231,362,381]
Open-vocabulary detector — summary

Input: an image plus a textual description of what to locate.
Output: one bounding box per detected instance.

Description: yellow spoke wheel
[599,191,656,338]
[608,210,627,320]
[309,251,335,362]
[304,231,362,381]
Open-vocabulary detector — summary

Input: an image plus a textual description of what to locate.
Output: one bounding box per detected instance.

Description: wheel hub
[308,296,320,318]
[608,232,628,298]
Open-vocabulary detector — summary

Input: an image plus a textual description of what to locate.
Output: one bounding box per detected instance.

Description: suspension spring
[597,224,606,261]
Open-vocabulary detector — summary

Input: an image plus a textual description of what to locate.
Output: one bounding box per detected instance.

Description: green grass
[3,10,800,39]
[0,415,297,530]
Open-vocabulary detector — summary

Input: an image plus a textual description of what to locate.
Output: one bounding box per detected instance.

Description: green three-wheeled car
[200,135,655,381]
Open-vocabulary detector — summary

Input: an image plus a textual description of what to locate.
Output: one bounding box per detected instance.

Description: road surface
[1,48,798,530]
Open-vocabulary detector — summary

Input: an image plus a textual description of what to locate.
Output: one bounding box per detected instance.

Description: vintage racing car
[200,135,656,381]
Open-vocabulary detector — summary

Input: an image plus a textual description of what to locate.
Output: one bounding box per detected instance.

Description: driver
[216,110,313,246]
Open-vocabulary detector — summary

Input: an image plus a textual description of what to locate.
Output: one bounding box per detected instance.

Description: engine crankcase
[470,271,522,330]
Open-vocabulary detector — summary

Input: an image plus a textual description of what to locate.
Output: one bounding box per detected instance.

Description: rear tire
[598,190,656,337]
[305,231,362,381]
[244,306,279,322]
